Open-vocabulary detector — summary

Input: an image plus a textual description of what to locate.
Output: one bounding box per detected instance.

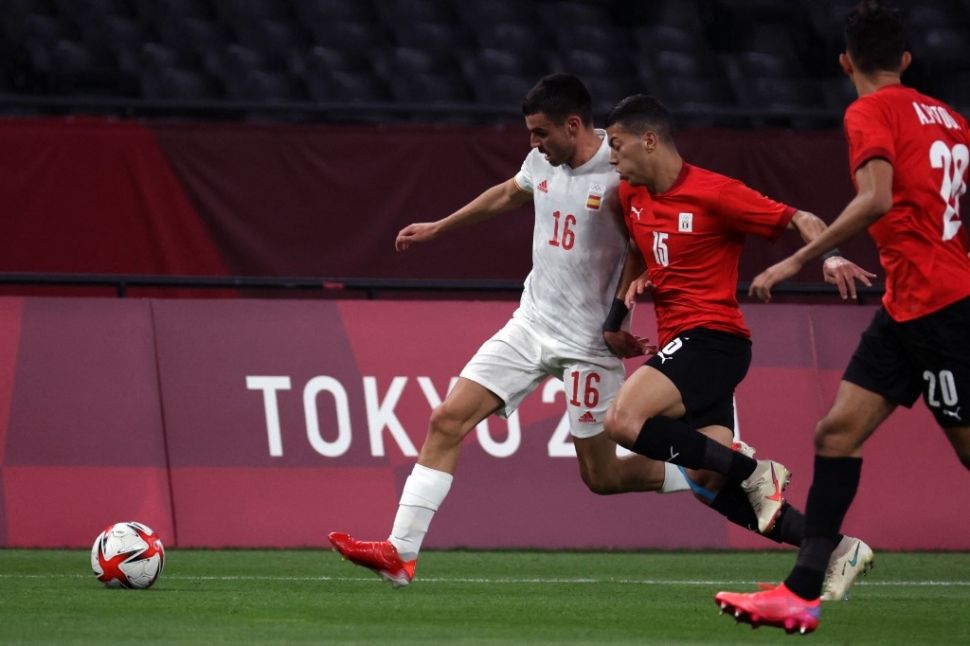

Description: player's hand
[603,330,656,358]
[749,256,803,302]
[623,272,654,309]
[822,256,877,301]
[395,222,439,251]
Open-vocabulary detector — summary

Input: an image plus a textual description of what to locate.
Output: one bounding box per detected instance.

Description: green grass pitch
[1,549,968,644]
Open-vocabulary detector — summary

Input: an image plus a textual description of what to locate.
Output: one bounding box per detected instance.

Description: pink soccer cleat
[714,583,821,634]
[328,531,416,588]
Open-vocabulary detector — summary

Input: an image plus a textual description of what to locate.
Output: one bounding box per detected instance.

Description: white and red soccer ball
[91,521,165,589]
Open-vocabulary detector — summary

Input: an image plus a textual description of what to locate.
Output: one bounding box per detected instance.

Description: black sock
[784,455,862,600]
[631,416,757,481]
[765,503,805,546]
[710,486,805,547]
[710,484,758,533]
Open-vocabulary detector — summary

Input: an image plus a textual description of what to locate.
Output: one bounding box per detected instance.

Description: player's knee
[603,407,637,449]
[813,415,856,456]
[580,466,620,495]
[427,403,467,443]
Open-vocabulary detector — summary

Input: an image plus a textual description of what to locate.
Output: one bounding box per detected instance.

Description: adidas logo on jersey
[537,179,549,193]
[578,411,597,424]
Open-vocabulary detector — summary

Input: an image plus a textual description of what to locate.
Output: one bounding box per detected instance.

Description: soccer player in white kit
[328,74,827,589]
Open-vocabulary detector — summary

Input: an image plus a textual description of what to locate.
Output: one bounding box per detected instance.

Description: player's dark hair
[845,1,906,74]
[604,94,674,144]
[522,73,593,126]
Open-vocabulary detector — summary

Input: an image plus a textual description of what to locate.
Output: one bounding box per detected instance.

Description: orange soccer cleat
[328,531,416,588]
[714,583,821,634]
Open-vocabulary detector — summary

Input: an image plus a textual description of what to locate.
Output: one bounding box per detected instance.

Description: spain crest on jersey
[586,183,604,210]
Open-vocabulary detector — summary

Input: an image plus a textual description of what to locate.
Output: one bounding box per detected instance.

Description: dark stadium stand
[1,0,970,125]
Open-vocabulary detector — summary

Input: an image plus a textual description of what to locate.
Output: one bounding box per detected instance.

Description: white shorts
[459,317,624,439]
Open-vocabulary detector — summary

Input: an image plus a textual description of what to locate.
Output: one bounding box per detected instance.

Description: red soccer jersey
[620,166,794,347]
[844,84,970,321]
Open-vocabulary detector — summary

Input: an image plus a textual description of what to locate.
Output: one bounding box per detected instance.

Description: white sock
[388,464,453,560]
[659,462,691,493]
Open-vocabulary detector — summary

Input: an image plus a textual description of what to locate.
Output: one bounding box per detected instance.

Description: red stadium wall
[0,296,966,550]
[0,117,879,285]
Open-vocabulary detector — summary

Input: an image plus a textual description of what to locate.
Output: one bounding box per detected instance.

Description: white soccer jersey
[512,130,627,355]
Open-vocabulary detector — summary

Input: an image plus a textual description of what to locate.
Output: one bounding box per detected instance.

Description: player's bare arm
[395,177,532,251]
[750,165,889,301]
[603,240,654,358]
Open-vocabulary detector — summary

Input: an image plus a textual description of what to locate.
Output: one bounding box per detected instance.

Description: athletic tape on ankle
[399,464,453,510]
[659,462,691,493]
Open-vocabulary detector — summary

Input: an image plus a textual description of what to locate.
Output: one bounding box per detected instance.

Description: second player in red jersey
[844,84,970,320]
[717,1,970,634]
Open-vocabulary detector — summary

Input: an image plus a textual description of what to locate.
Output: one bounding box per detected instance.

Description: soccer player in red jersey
[715,1,970,633]
[602,92,875,540]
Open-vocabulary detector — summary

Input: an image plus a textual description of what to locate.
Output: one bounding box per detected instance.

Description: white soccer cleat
[822,536,874,601]
[740,459,791,533]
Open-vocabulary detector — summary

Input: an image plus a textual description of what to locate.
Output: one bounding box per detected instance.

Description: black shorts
[645,327,752,431]
[843,297,970,428]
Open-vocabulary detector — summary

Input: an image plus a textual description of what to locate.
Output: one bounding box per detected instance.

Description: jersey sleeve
[513,149,537,193]
[716,178,795,240]
[844,99,895,174]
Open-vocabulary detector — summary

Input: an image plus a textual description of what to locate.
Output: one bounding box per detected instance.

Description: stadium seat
[48,38,122,95]
[306,19,388,54]
[553,23,630,54]
[728,51,800,80]
[213,0,292,26]
[201,44,273,100]
[373,0,459,25]
[657,75,738,116]
[11,12,65,53]
[233,18,310,66]
[304,69,390,103]
[557,49,638,79]
[633,25,701,55]
[466,47,546,77]
[293,0,378,24]
[132,0,216,22]
[156,17,229,59]
[232,69,306,103]
[140,65,221,100]
[651,49,725,80]
[471,71,536,108]
[80,14,148,52]
[456,0,539,29]
[296,46,374,77]
[535,1,613,30]
[819,77,857,112]
[138,42,196,73]
[624,0,707,32]
[375,46,461,79]
[470,22,547,53]
[4,0,56,15]
[388,20,470,55]
[901,0,970,30]
[387,71,473,105]
[744,77,828,111]
[53,0,130,21]
[917,27,970,66]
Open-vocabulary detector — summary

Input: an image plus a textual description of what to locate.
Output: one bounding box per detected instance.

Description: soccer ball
[91,521,165,589]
